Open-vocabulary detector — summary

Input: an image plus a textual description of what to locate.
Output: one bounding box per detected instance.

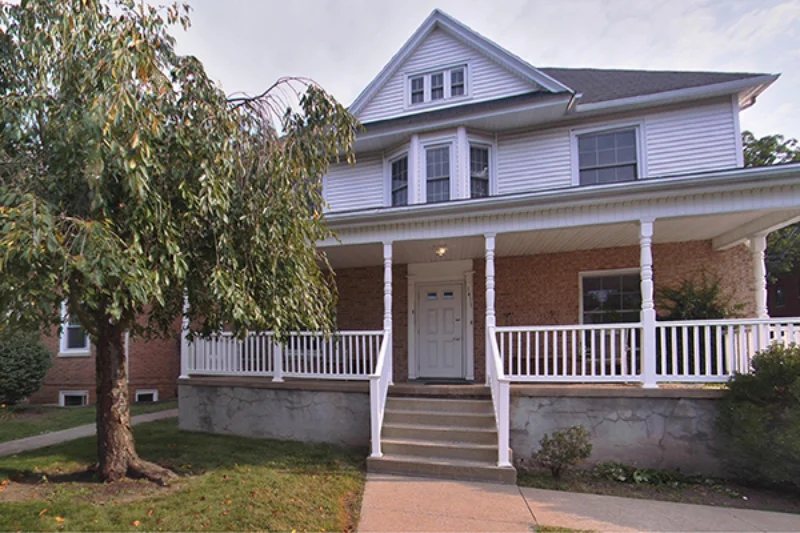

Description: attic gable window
[408,65,467,106]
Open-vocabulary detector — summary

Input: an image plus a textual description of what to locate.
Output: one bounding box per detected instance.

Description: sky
[173,0,800,139]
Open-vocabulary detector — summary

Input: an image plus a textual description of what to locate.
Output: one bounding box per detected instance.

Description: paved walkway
[0,409,178,457]
[358,474,800,532]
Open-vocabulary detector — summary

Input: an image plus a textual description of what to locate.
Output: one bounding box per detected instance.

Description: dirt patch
[518,468,800,515]
[0,468,185,504]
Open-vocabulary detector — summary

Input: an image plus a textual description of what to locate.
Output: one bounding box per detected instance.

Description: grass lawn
[0,419,365,532]
[0,401,178,443]
[518,468,800,515]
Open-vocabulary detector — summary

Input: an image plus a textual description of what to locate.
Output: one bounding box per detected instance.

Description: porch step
[386,396,494,414]
[367,454,517,484]
[382,423,498,445]
[369,393,517,484]
[383,409,496,428]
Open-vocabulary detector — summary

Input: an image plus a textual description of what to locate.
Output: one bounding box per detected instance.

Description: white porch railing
[487,326,511,467]
[369,329,393,458]
[495,323,643,382]
[184,330,385,380]
[655,318,800,382]
[496,318,800,384]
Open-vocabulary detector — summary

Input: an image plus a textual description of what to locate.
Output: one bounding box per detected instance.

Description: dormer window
[407,65,468,106]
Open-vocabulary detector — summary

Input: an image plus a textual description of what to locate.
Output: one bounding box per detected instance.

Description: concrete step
[382,438,498,462]
[382,423,498,445]
[386,396,494,414]
[367,454,517,484]
[384,409,496,428]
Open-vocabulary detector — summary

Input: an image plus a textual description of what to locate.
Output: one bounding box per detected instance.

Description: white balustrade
[369,329,393,458]
[487,326,511,467]
[495,323,643,382]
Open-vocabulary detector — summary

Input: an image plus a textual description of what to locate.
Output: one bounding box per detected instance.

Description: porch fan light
[434,245,448,257]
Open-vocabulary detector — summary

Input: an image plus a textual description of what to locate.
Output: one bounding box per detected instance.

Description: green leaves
[0,1,359,342]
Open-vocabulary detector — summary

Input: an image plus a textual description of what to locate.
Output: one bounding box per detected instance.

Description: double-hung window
[426,146,450,203]
[578,129,638,185]
[60,303,90,355]
[410,77,424,104]
[450,68,465,97]
[581,272,641,324]
[470,145,490,198]
[430,72,444,101]
[391,155,409,207]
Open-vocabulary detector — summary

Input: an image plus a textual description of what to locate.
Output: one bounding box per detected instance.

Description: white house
[178,10,800,483]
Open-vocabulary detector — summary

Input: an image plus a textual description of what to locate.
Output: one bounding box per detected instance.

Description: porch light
[434,245,448,257]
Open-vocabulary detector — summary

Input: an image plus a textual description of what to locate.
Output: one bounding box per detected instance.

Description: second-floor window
[578,129,638,186]
[470,145,490,198]
[408,66,467,106]
[426,146,450,203]
[391,155,409,207]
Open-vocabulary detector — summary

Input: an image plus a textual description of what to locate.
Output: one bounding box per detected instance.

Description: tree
[0,0,358,484]
[742,131,800,277]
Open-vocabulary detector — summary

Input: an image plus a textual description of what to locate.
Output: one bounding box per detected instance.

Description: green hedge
[0,330,52,405]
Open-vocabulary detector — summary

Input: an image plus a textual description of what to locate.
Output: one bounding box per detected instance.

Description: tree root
[127,457,179,486]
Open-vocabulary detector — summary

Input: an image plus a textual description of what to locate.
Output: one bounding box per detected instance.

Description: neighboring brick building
[769,262,800,317]
[28,320,181,406]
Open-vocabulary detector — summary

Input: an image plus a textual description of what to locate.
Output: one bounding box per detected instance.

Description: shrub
[533,426,592,478]
[657,272,741,321]
[593,461,692,486]
[0,330,52,405]
[716,343,800,490]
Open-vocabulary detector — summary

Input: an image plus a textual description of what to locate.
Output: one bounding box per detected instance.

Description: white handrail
[487,326,511,468]
[369,328,392,458]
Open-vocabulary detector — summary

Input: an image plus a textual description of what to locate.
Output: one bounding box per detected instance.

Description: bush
[716,343,800,490]
[0,330,52,405]
[657,272,741,320]
[533,425,592,478]
[593,461,692,486]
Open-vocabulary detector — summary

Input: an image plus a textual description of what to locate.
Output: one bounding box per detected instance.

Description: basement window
[59,390,89,407]
[135,390,159,403]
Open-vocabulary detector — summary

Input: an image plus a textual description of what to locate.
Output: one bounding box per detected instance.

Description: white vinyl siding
[496,101,739,195]
[645,100,738,177]
[358,28,536,123]
[323,154,384,212]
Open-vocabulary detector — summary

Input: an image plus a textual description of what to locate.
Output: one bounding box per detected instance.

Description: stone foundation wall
[510,392,722,475]
[178,383,370,447]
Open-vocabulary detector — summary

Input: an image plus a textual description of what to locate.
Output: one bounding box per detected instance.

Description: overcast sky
[173,0,800,139]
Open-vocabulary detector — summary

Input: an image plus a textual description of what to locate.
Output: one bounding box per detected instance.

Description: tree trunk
[95,325,176,485]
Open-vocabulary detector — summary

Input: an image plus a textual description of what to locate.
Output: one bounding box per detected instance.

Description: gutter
[324,163,800,229]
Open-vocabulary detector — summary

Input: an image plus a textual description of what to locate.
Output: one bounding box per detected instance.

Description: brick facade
[28,326,181,405]
[336,240,755,383]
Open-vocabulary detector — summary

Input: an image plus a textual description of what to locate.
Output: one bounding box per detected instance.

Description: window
[135,389,159,403]
[451,68,465,96]
[578,129,638,186]
[430,72,444,100]
[408,65,467,105]
[59,303,90,356]
[391,155,409,206]
[410,76,424,104]
[775,286,786,308]
[59,390,88,407]
[426,146,450,203]
[582,272,641,324]
[470,145,490,198]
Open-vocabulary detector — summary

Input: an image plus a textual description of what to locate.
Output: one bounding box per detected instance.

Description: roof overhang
[570,74,778,116]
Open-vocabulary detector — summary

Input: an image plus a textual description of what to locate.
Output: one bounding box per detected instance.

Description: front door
[417,283,464,378]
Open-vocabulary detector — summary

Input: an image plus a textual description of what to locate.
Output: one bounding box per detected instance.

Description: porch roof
[319,163,800,269]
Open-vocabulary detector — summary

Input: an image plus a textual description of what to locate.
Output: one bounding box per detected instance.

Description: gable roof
[348,9,573,118]
[540,67,773,105]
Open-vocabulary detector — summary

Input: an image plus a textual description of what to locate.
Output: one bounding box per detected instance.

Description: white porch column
[485,233,496,385]
[179,296,189,379]
[383,242,393,383]
[639,219,658,389]
[752,233,769,319]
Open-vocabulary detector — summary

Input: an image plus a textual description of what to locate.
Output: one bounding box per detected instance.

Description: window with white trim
[59,390,89,407]
[425,146,450,203]
[390,155,409,206]
[59,303,90,356]
[578,129,638,186]
[469,145,490,198]
[408,66,467,106]
[582,272,641,324]
[135,389,159,403]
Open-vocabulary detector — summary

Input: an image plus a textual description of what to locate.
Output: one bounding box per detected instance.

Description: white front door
[417,283,464,378]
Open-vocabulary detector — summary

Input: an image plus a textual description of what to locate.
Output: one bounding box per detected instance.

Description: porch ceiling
[320,210,778,270]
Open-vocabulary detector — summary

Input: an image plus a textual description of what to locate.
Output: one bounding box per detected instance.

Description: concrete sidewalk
[358,473,800,532]
[0,409,178,457]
